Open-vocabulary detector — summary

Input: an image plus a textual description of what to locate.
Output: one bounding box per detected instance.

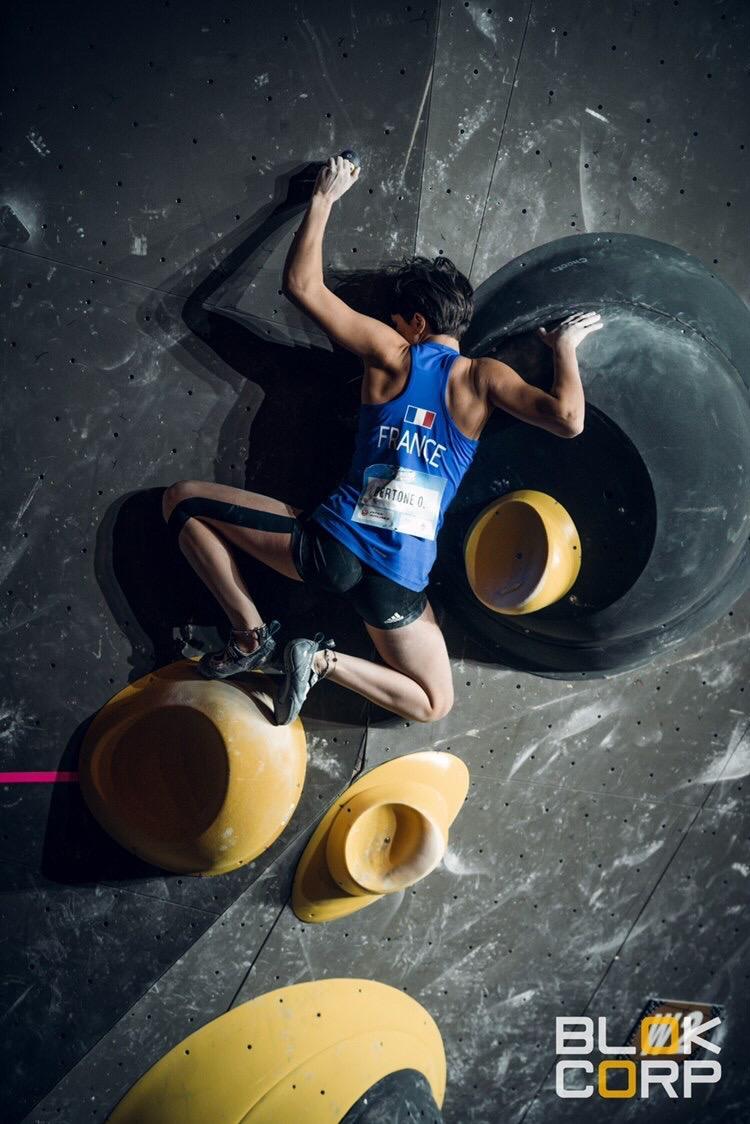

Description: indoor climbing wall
[1,1,748,1122]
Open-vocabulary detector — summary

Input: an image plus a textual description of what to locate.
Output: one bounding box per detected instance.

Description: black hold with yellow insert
[438,233,750,676]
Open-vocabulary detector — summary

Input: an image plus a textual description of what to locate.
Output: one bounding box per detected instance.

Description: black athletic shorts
[292,517,428,631]
[166,495,427,631]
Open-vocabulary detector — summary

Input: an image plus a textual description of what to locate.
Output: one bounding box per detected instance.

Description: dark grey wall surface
[1,1,748,1122]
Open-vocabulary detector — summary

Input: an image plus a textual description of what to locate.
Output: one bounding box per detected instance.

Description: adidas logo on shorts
[383,611,404,624]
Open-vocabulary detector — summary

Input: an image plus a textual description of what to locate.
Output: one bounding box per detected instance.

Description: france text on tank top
[313,341,479,592]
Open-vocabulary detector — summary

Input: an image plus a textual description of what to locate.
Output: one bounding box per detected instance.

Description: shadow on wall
[94,160,404,681]
[41,164,398,886]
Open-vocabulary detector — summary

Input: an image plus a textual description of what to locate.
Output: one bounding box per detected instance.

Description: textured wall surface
[1,1,748,1122]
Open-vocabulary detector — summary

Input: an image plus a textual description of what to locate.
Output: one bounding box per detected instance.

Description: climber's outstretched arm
[283,156,405,366]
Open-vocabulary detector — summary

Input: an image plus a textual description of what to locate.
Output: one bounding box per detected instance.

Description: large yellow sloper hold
[107,979,446,1124]
[464,488,581,615]
[293,751,469,923]
[80,660,307,875]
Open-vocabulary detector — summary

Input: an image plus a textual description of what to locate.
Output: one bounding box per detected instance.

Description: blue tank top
[313,341,479,591]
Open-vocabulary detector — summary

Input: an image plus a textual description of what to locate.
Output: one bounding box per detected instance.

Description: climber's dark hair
[389,255,474,338]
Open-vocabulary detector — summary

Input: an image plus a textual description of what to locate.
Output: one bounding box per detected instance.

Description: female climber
[162,154,602,725]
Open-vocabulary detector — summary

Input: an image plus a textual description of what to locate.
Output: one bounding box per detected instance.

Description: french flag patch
[404,404,436,429]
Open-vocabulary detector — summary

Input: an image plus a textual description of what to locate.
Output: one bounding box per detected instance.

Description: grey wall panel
[0,251,237,873]
[467,0,750,299]
[415,1,529,275]
[22,856,303,1124]
[0,861,215,1123]
[1,237,369,1118]
[230,775,694,1123]
[367,595,750,812]
[1,1,438,319]
[525,796,750,1121]
[4,1,750,1121]
[2,0,222,288]
[203,0,440,343]
[703,723,750,813]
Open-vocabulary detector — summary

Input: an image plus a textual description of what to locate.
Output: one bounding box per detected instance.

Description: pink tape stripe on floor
[0,771,79,783]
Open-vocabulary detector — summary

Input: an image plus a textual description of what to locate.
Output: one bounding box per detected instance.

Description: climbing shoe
[198,620,280,680]
[274,633,336,725]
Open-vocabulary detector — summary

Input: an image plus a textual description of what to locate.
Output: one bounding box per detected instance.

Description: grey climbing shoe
[198,620,280,680]
[274,633,335,726]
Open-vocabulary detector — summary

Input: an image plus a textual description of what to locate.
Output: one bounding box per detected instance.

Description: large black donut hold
[436,233,750,678]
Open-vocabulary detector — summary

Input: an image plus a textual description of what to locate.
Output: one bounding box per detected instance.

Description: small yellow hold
[464,489,582,614]
[293,751,469,923]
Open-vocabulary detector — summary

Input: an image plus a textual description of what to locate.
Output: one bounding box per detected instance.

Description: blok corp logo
[555,1005,723,1100]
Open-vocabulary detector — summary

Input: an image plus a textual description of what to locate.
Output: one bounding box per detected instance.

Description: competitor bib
[352,463,446,540]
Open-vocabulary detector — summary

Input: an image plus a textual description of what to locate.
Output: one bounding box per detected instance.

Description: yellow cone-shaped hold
[107,978,446,1124]
[464,489,582,615]
[80,660,306,875]
[293,751,469,923]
